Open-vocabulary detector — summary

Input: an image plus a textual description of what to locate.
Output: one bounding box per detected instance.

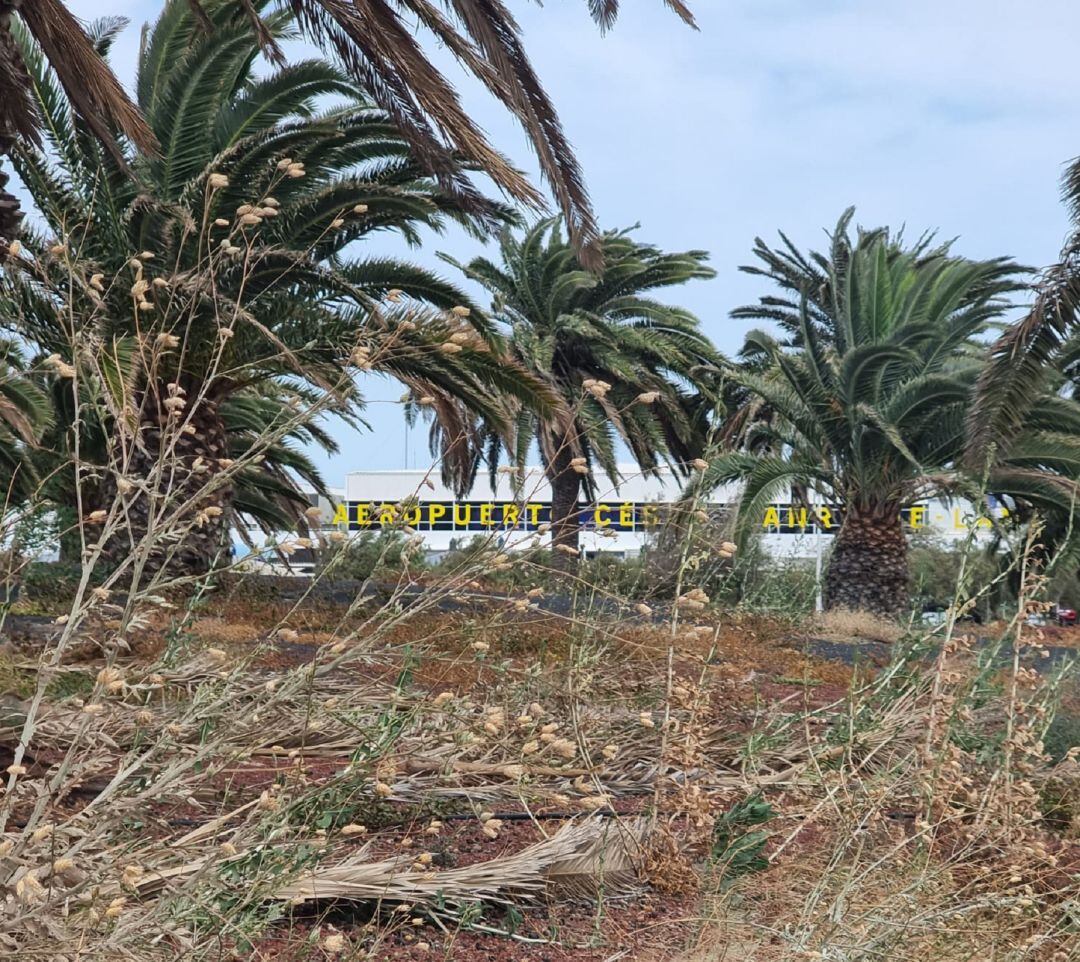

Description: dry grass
[810,607,905,645]
[0,571,1074,961]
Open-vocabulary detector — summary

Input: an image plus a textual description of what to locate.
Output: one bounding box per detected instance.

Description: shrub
[317,531,425,582]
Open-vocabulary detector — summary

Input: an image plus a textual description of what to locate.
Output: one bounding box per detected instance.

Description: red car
[1056,606,1077,627]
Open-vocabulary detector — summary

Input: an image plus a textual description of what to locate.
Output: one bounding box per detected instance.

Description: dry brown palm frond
[587,0,697,32]
[0,5,40,148]
[272,816,645,907]
[277,0,697,266]
[15,0,157,158]
[132,819,645,910]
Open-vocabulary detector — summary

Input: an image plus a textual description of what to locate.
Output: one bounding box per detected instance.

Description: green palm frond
[449,217,721,494]
[714,209,1080,555]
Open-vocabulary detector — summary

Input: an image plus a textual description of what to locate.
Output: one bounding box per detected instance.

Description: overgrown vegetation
[1,2,1080,960]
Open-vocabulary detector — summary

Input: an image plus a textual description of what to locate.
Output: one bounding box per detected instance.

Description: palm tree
[971,156,1080,462]
[0,340,50,504]
[2,2,543,575]
[698,210,1080,615]
[445,218,721,569]
[0,0,698,259]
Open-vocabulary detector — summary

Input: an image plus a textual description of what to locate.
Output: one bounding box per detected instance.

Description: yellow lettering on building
[405,505,421,526]
[642,504,659,527]
[454,504,472,526]
[503,503,519,527]
[480,503,494,527]
[908,505,925,528]
[355,503,371,526]
[429,503,447,525]
[817,507,833,529]
[378,503,396,525]
[762,506,780,529]
[331,503,349,525]
[594,504,611,526]
[620,503,634,528]
[527,503,542,525]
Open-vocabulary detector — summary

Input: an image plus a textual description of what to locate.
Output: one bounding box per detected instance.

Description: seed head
[44,354,77,378]
[551,737,577,759]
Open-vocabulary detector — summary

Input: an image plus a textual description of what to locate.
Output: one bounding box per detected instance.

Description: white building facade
[328,466,1007,561]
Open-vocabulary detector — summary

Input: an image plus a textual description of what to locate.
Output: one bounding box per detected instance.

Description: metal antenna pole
[814,487,824,613]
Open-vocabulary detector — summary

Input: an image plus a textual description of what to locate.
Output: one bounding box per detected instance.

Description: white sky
[45,0,1080,479]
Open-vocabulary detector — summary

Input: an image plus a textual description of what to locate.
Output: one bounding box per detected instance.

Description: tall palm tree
[0,0,697,259]
[2,2,543,575]
[445,218,721,569]
[698,210,1080,615]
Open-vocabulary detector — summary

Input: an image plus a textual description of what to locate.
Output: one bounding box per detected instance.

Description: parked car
[1055,605,1077,627]
[236,547,317,577]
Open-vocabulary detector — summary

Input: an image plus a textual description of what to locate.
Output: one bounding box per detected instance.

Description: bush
[317,531,425,581]
[908,532,1008,618]
[20,561,85,608]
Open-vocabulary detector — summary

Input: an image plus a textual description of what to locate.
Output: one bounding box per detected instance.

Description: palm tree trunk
[824,502,908,615]
[0,2,27,249]
[106,390,233,580]
[548,447,582,574]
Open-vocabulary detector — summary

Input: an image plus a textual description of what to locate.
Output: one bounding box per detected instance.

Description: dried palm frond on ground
[135,815,645,910]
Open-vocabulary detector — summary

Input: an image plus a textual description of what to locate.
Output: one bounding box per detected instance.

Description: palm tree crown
[1,1,542,571]
[446,218,721,565]
[0,0,698,260]
[698,210,1080,613]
